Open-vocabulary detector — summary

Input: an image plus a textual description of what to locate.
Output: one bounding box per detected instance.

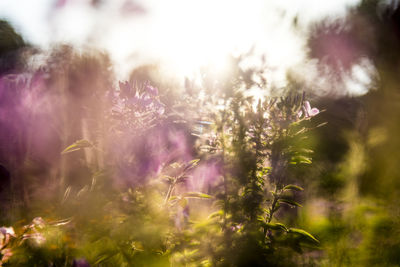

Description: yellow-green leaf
[261,222,288,231]
[183,192,212,199]
[283,184,304,191]
[288,228,319,243]
[279,199,303,208]
[61,139,93,154]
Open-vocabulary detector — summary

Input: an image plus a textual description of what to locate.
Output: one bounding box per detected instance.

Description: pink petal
[310,108,319,116]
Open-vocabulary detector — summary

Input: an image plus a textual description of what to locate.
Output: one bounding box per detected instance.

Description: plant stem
[267,186,279,223]
[164,182,175,205]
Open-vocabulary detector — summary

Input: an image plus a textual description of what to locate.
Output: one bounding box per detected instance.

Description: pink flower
[72,258,90,267]
[145,85,158,96]
[1,248,13,264]
[0,227,15,237]
[0,227,15,252]
[299,101,319,118]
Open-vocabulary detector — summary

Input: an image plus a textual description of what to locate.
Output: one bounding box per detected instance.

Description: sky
[0,0,368,95]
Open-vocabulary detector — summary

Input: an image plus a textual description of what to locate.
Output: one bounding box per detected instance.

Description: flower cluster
[117,81,165,115]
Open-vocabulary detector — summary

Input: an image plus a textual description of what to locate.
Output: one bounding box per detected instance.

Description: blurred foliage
[0,22,322,266]
[302,0,400,266]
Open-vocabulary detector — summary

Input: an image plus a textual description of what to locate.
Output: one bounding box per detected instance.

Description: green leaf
[283,184,304,191]
[208,210,224,219]
[279,199,303,207]
[185,249,199,257]
[183,192,212,199]
[262,222,288,231]
[291,155,312,164]
[300,148,314,154]
[61,186,71,204]
[50,217,72,226]
[94,253,115,264]
[288,228,319,243]
[200,259,212,267]
[316,122,328,128]
[257,215,266,222]
[169,162,182,169]
[184,159,200,172]
[61,139,93,154]
[293,127,306,136]
[179,197,188,207]
[262,208,270,215]
[258,167,271,176]
[76,185,88,197]
[168,196,180,202]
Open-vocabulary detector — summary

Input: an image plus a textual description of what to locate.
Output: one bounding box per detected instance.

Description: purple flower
[128,95,152,107]
[145,84,158,96]
[299,101,319,118]
[230,224,243,232]
[72,258,90,267]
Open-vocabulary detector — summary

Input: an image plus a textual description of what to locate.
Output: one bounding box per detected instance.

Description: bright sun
[106,0,299,81]
[149,0,260,76]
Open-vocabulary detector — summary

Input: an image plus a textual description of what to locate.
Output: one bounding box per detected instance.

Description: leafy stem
[267,186,279,224]
[164,182,175,205]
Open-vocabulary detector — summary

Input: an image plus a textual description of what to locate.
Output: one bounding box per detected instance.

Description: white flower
[0,227,15,237]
